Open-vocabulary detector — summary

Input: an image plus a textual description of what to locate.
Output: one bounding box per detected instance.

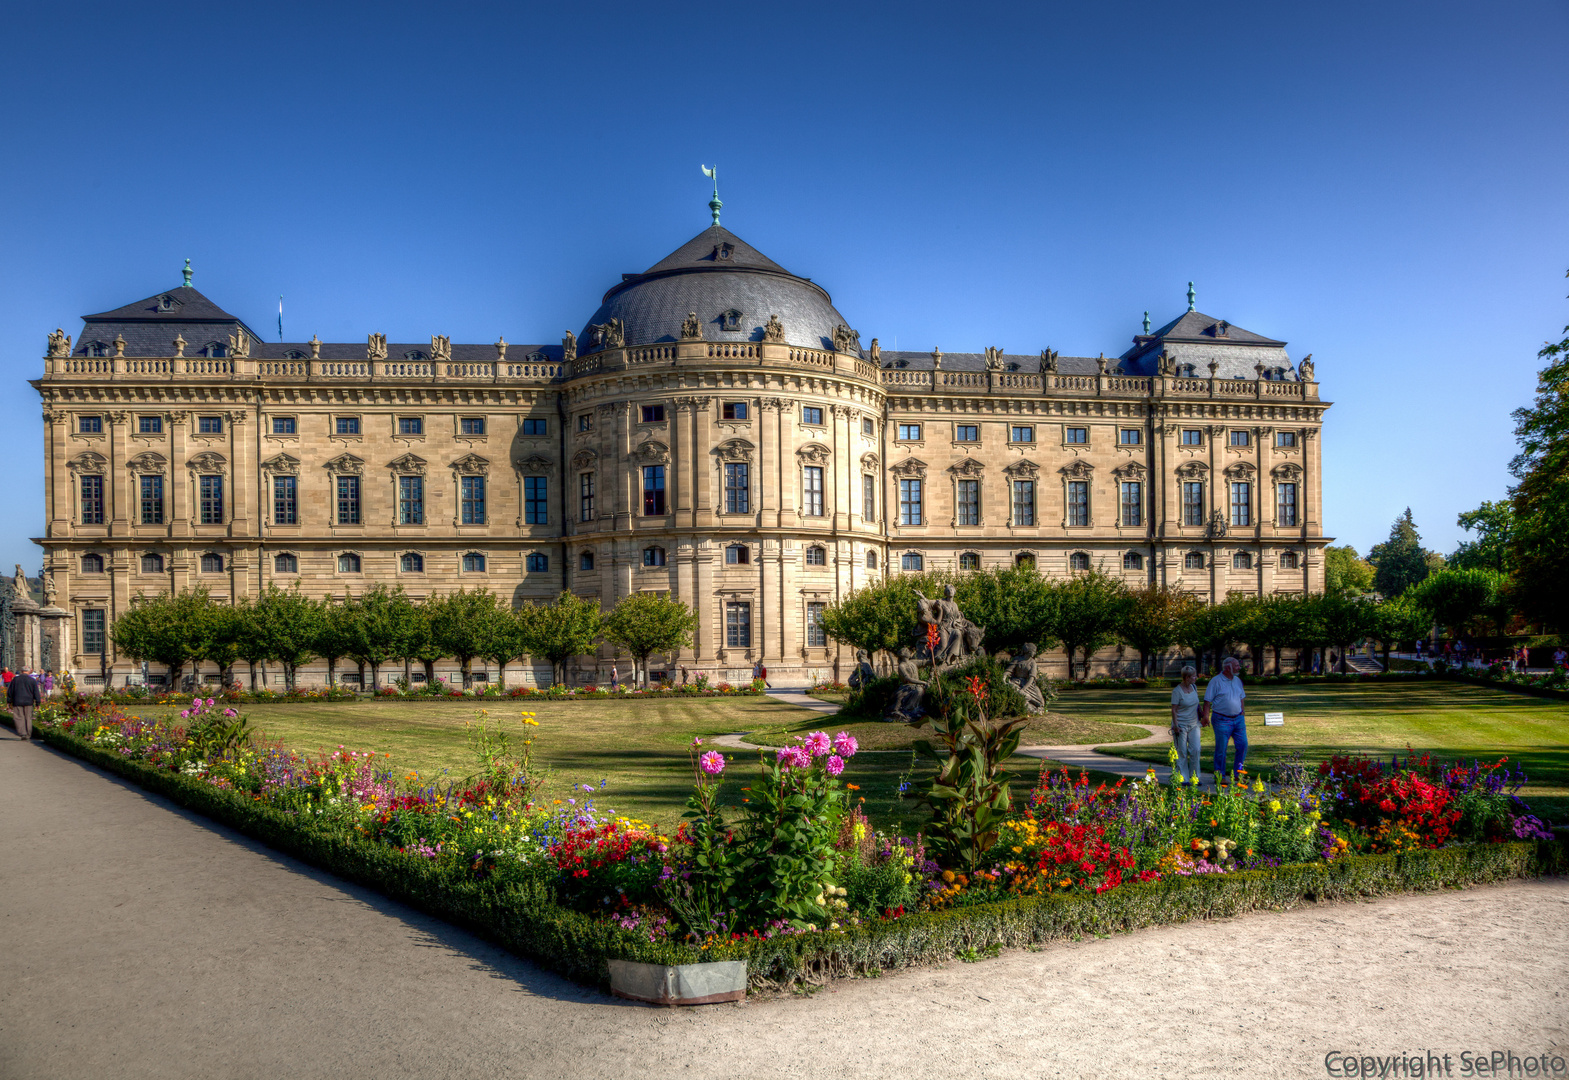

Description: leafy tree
[230,597,271,690]
[1316,592,1377,672]
[819,573,948,669]
[951,565,1059,655]
[426,589,507,687]
[201,603,244,688]
[251,584,325,692]
[602,592,699,688]
[1118,584,1202,677]
[520,592,603,687]
[314,597,358,687]
[1324,544,1375,596]
[1368,509,1434,598]
[1371,594,1428,671]
[1053,569,1128,681]
[1250,594,1310,676]
[110,588,215,688]
[1407,568,1511,638]
[1176,594,1253,674]
[480,608,531,689]
[1450,501,1515,573]
[341,586,407,688]
[1506,274,1569,630]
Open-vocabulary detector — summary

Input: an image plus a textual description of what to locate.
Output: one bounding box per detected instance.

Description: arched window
[526,552,549,572]
[400,553,423,573]
[201,552,224,573]
[284,350,308,360]
[201,342,228,358]
[1015,552,1036,568]
[643,546,666,567]
[462,552,486,573]
[959,552,980,571]
[140,553,164,574]
[1279,551,1299,570]
[1233,552,1253,570]
[81,553,105,573]
[901,552,924,571]
[579,551,595,571]
[337,553,361,573]
[725,545,750,565]
[1185,552,1205,570]
[805,546,826,566]
[275,553,298,573]
[1123,551,1144,570]
[1069,552,1090,571]
[865,551,878,570]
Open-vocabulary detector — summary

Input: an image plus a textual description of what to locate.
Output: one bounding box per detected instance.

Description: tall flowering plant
[662,738,738,938]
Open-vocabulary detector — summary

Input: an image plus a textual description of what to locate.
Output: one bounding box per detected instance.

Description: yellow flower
[1269,800,1281,812]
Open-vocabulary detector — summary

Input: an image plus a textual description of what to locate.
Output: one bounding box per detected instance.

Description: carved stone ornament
[167,410,190,424]
[949,457,985,477]
[1206,509,1228,539]
[757,397,787,412]
[1224,461,1257,481]
[450,453,490,476]
[674,396,710,411]
[595,402,618,418]
[715,439,755,463]
[309,335,322,360]
[868,338,880,362]
[570,449,597,470]
[1175,460,1209,480]
[187,451,228,474]
[67,451,108,473]
[227,328,249,358]
[889,457,928,478]
[388,453,428,476]
[1207,424,1228,437]
[367,333,388,362]
[832,324,861,354]
[225,410,248,425]
[173,334,186,358]
[680,312,703,341]
[1040,349,1058,374]
[495,336,507,361]
[1059,459,1094,479]
[126,451,167,474]
[47,329,72,357]
[1273,462,1303,481]
[324,453,364,477]
[985,346,1004,371]
[108,410,130,426]
[430,335,452,363]
[796,443,831,465]
[628,440,670,465]
[1158,351,1175,376]
[1207,360,1220,376]
[517,454,554,476]
[1113,461,1147,480]
[42,408,67,425]
[1298,354,1314,382]
[112,334,126,358]
[1005,459,1041,479]
[1304,428,1318,441]
[562,330,577,362]
[261,453,300,476]
[1096,355,1108,375]
[860,452,880,470]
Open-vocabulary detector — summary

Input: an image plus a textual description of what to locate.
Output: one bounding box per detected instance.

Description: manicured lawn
[746,712,1150,750]
[1057,681,1569,823]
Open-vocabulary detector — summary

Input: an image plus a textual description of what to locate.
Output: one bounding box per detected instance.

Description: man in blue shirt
[1201,657,1248,783]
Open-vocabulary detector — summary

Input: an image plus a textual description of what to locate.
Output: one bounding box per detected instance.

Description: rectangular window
[577,414,592,432]
[335,476,359,525]
[139,415,163,435]
[1065,427,1088,444]
[399,476,424,525]
[806,602,827,648]
[722,401,748,420]
[1276,431,1298,448]
[1012,480,1036,526]
[640,404,665,423]
[398,417,423,436]
[1120,481,1143,527]
[899,478,923,526]
[198,415,223,434]
[274,476,297,525]
[80,475,105,524]
[1182,482,1204,527]
[1230,482,1252,527]
[1229,430,1251,447]
[526,553,549,572]
[461,476,487,525]
[336,417,360,436]
[724,462,750,514]
[1067,481,1089,527]
[1181,429,1202,446]
[272,416,296,435]
[524,477,548,525]
[1010,425,1034,443]
[898,423,921,441]
[579,472,595,522]
[79,415,103,434]
[955,425,978,442]
[1277,483,1298,526]
[802,406,824,426]
[803,466,824,516]
[1119,429,1143,446]
[726,601,752,648]
[902,553,924,572]
[863,474,876,522]
[957,479,979,526]
[200,475,224,524]
[862,416,874,436]
[82,610,105,655]
[642,465,666,516]
[469,417,494,435]
[139,475,163,524]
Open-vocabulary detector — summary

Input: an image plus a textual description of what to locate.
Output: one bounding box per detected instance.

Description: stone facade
[31,226,1329,686]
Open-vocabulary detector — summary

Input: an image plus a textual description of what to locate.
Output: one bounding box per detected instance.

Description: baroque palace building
[33,216,1328,686]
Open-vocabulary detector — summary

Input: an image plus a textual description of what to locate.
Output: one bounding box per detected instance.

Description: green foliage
[601,593,698,688]
[1507,275,1569,631]
[1324,544,1376,596]
[1055,569,1129,681]
[1368,508,1436,598]
[950,565,1060,654]
[1316,592,1378,670]
[110,588,219,684]
[518,592,603,687]
[730,748,848,930]
[1450,501,1516,574]
[251,584,326,691]
[1120,584,1203,677]
[1408,568,1511,637]
[426,589,508,685]
[818,573,944,662]
[1176,593,1254,671]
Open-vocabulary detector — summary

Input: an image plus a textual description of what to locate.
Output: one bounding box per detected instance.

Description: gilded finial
[1186,282,1195,312]
[1143,311,1151,334]
[701,164,721,226]
[182,258,192,287]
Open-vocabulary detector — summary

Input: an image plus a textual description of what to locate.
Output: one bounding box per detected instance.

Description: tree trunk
[461,657,471,688]
[248,661,258,691]
[495,659,506,690]
[1273,645,1281,676]
[327,658,336,686]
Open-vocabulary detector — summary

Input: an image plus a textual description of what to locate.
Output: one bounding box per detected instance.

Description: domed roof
[580,226,853,352]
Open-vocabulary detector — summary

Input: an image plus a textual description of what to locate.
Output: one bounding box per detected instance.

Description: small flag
[278,296,283,341]
[701,165,715,179]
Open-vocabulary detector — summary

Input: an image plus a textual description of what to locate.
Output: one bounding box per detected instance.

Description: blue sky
[3,0,1565,570]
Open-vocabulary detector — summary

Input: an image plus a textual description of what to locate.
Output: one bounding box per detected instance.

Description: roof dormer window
[720,308,743,332]
[85,341,111,357]
[158,295,175,311]
[404,350,426,362]
[201,342,228,358]
[284,349,308,360]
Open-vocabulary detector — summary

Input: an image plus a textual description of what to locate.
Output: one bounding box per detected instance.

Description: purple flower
[825,755,845,777]
[700,751,726,776]
[776,745,811,770]
[191,697,202,707]
[802,731,832,758]
[691,736,704,747]
[832,732,859,758]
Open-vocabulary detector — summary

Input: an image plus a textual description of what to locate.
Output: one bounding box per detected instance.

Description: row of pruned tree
[110,585,698,690]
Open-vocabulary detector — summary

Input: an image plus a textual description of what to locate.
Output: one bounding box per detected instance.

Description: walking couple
[1169,657,1250,785]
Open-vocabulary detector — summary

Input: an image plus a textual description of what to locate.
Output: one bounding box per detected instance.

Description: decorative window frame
[1013,550,1038,569]
[1183,550,1207,571]
[266,415,300,441]
[1067,550,1091,572]
[1122,550,1145,571]
[398,550,426,574]
[335,549,366,575]
[1007,424,1036,446]
[898,550,926,573]
[331,414,364,440]
[1113,461,1147,529]
[1061,424,1091,447]
[958,550,982,571]
[803,544,829,568]
[894,421,924,445]
[628,439,670,466]
[198,550,226,575]
[459,550,489,575]
[722,542,754,567]
[138,550,167,575]
[187,451,230,527]
[1059,459,1093,528]
[1003,459,1040,528]
[949,457,985,527]
[272,550,301,575]
[394,415,428,441]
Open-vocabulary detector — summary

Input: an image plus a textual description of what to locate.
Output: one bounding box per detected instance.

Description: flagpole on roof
[278,296,283,342]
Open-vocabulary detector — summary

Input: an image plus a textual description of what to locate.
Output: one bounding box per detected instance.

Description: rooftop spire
[1186,281,1195,311]
[182,258,192,287]
[701,164,721,226]
[1143,311,1151,334]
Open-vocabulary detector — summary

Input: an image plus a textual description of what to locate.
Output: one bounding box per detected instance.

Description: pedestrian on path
[1202,657,1248,783]
[1169,665,1204,784]
[6,668,42,740]
[609,664,620,690]
[752,660,771,688]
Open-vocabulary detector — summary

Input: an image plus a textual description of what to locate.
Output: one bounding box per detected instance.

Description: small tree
[520,592,603,688]
[1368,509,1435,598]
[602,592,699,688]
[1053,569,1129,681]
[1177,594,1252,675]
[314,596,357,687]
[819,573,947,671]
[342,585,405,688]
[953,565,1058,655]
[1324,544,1376,596]
[427,589,507,687]
[1316,592,1377,672]
[230,597,270,690]
[1408,568,1511,639]
[1118,584,1201,678]
[1372,594,1427,670]
[481,607,531,690]
[251,584,324,692]
[111,588,215,688]
[201,603,244,688]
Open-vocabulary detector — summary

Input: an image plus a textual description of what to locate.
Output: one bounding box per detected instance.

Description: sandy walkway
[1,732,1564,1080]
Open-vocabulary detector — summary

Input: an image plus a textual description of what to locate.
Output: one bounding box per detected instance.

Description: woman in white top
[1170,665,1204,783]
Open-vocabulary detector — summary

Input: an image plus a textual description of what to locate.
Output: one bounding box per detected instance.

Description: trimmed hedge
[32,719,1565,994]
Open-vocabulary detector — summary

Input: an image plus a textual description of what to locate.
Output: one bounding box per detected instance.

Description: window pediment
[1059,459,1093,479]
[388,453,428,476]
[949,458,985,477]
[889,457,927,478]
[570,449,597,470]
[187,451,228,474]
[261,452,300,476]
[1224,462,1257,481]
[1272,463,1303,481]
[126,451,167,474]
[860,452,879,470]
[451,453,490,476]
[1112,461,1146,480]
[1005,459,1040,479]
[325,453,364,476]
[796,442,831,465]
[1175,460,1209,480]
[715,438,755,463]
[67,451,108,473]
[517,454,554,476]
[629,440,670,465]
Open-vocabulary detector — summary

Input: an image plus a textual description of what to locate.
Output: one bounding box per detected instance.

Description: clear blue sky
[3,0,1565,571]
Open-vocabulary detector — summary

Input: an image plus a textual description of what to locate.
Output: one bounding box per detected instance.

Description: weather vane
[701,165,721,226]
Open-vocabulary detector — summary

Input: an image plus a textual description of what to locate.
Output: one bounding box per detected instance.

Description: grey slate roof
[878,351,1105,376]
[1118,309,1295,381]
[76,284,266,357]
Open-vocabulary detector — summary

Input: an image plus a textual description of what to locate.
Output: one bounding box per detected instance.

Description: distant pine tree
[1368,508,1434,598]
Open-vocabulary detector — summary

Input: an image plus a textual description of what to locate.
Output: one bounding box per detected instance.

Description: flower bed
[22,697,1564,996]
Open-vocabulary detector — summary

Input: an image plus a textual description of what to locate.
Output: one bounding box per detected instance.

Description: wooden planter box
[607,959,747,1005]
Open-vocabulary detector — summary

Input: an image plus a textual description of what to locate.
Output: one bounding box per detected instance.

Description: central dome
[580,226,853,353]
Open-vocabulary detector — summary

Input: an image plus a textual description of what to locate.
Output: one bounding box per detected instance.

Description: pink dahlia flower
[802,731,832,758]
[700,751,726,776]
[825,755,845,777]
[832,732,859,758]
[776,745,811,770]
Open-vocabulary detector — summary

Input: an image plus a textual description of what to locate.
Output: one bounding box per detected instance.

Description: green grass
[744,711,1150,750]
[1055,680,1569,823]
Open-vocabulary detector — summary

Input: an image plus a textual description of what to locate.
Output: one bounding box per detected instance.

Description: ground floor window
[726,601,752,648]
[806,602,826,647]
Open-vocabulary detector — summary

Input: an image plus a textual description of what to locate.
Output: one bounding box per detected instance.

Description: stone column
[761,539,782,669]
[44,409,70,538]
[228,410,253,537]
[108,410,130,535]
[758,398,783,529]
[168,411,191,538]
[694,543,714,660]
[673,398,696,529]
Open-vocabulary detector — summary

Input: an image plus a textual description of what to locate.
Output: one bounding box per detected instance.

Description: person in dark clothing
[6,670,42,739]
